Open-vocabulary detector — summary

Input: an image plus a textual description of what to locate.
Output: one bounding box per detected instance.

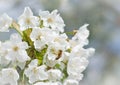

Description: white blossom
[45,56,57,67]
[58,52,70,63]
[53,33,70,49]
[63,79,79,85]
[34,82,49,85]
[70,44,95,59]
[68,73,83,81]
[0,68,19,85]
[46,41,66,61]
[39,10,65,32]
[67,57,88,80]
[30,27,47,50]
[0,13,12,32]
[34,81,62,85]
[50,82,62,85]
[0,41,10,66]
[47,43,63,60]
[18,7,39,31]
[30,27,58,51]
[3,33,30,68]
[71,24,89,47]
[47,69,62,81]
[24,59,48,84]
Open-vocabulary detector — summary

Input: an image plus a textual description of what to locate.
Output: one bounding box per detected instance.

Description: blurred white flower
[68,73,83,81]
[24,59,48,84]
[0,13,12,32]
[70,45,95,58]
[18,7,39,31]
[71,24,89,47]
[39,10,65,32]
[34,82,49,85]
[3,33,30,68]
[63,79,79,85]
[58,52,70,64]
[53,33,70,49]
[30,27,47,50]
[0,41,10,66]
[47,42,64,60]
[34,81,62,85]
[45,57,57,67]
[50,82,62,85]
[46,34,69,61]
[0,68,19,85]
[47,69,62,81]
[30,27,58,51]
[67,57,88,80]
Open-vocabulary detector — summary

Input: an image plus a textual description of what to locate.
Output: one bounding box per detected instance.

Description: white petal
[67,57,88,75]
[22,7,33,16]
[0,68,19,85]
[28,59,38,67]
[72,24,89,46]
[47,69,62,81]
[18,7,39,31]
[64,79,79,85]
[0,13,12,32]
[39,10,50,18]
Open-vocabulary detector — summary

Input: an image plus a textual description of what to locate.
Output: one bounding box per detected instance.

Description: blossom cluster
[0,7,95,85]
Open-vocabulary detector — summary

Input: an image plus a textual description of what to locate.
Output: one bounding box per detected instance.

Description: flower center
[54,38,60,42]
[13,46,19,51]
[47,18,53,23]
[9,71,13,76]
[33,67,38,74]
[36,34,42,40]
[51,48,62,60]
[26,18,31,24]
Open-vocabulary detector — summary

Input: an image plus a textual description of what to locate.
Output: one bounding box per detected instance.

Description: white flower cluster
[0,7,95,85]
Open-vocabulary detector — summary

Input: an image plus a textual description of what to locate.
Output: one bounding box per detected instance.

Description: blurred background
[0,0,120,85]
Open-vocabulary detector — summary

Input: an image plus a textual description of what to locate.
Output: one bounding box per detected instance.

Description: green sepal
[40,20,44,28]
[61,66,68,82]
[66,48,71,53]
[55,63,61,69]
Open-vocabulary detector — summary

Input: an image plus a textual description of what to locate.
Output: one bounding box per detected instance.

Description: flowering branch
[0,7,95,85]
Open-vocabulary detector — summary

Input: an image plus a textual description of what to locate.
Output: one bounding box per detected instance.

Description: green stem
[22,71,25,85]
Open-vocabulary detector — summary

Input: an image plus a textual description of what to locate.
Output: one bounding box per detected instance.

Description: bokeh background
[0,0,120,85]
